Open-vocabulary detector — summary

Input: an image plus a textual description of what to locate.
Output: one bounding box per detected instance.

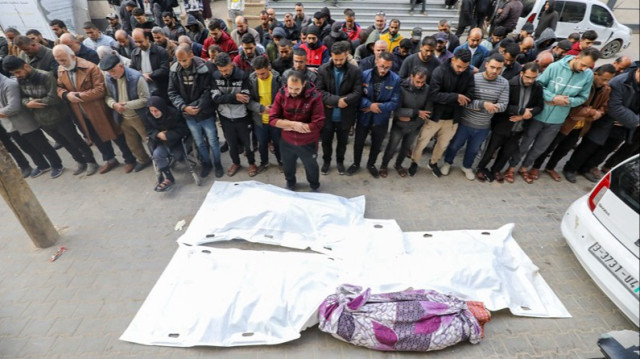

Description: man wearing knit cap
[299,25,329,69]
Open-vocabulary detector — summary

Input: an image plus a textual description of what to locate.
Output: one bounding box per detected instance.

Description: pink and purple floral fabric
[318,284,490,352]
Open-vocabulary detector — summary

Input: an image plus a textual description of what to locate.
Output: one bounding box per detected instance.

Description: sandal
[227,163,240,177]
[154,178,174,192]
[504,168,515,183]
[545,169,562,182]
[528,168,540,180]
[519,168,533,184]
[379,167,388,178]
[395,166,408,177]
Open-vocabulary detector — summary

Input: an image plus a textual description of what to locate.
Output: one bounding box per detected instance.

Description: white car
[561,154,639,327]
[517,0,633,58]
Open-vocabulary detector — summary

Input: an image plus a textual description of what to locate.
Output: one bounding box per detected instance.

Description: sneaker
[367,164,379,178]
[20,166,33,178]
[428,162,442,178]
[50,167,64,179]
[461,167,475,180]
[563,170,577,183]
[214,165,224,178]
[30,167,51,178]
[346,164,359,176]
[321,162,330,175]
[134,161,151,172]
[408,162,418,176]
[200,164,212,178]
[441,162,451,176]
[86,162,99,176]
[337,162,345,175]
[72,162,87,175]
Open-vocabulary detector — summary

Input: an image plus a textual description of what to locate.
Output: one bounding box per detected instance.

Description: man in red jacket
[269,70,325,191]
[201,20,238,59]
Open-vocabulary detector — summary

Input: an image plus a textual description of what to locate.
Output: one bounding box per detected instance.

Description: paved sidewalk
[0,127,636,359]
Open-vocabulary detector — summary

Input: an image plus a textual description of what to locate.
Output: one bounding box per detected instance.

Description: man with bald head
[515,36,534,64]
[359,40,387,71]
[453,28,489,68]
[59,33,100,64]
[14,35,58,73]
[167,43,223,178]
[129,28,170,98]
[230,16,260,47]
[535,51,554,72]
[114,29,136,59]
[53,44,136,174]
[613,56,632,74]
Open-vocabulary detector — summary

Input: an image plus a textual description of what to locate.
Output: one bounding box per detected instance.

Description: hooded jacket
[358,67,401,127]
[202,31,238,60]
[269,82,325,145]
[168,56,215,120]
[185,15,209,45]
[322,30,349,54]
[535,55,593,124]
[534,0,559,39]
[299,41,329,68]
[144,96,189,148]
[211,66,251,120]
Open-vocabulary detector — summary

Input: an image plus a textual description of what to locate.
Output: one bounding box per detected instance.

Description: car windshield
[610,158,640,214]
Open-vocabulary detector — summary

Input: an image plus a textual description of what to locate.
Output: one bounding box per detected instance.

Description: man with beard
[233,33,265,73]
[271,39,293,75]
[130,28,170,98]
[231,16,260,47]
[392,39,413,73]
[380,19,403,52]
[162,12,186,41]
[359,40,387,72]
[438,20,460,53]
[537,39,572,63]
[479,42,521,80]
[316,41,362,175]
[312,11,331,41]
[298,25,329,69]
[294,3,312,29]
[14,36,58,73]
[152,27,177,62]
[282,48,318,85]
[399,36,440,78]
[434,32,453,63]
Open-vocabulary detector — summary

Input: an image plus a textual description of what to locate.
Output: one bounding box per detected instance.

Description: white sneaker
[441,163,451,176]
[461,167,475,180]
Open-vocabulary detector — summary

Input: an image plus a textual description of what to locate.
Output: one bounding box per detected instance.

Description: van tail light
[588,172,611,211]
[527,13,537,23]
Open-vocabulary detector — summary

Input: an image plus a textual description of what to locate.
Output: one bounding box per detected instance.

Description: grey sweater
[461,72,509,129]
[0,74,39,135]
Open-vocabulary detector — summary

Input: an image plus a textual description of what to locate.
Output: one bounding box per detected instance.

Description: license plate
[589,243,640,298]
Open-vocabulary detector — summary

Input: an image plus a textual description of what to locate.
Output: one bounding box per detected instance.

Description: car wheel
[600,40,622,59]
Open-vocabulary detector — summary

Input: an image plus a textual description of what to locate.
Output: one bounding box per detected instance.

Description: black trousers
[21,129,63,169]
[565,127,627,173]
[604,130,639,169]
[0,125,31,169]
[220,117,255,165]
[533,129,581,170]
[280,138,319,189]
[83,116,134,164]
[477,131,524,173]
[321,120,349,164]
[353,122,387,167]
[43,119,96,165]
[381,120,421,168]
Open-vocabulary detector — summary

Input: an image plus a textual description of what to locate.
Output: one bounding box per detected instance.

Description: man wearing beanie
[299,25,329,69]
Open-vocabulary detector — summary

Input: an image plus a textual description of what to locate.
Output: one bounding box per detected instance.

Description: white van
[516,0,632,58]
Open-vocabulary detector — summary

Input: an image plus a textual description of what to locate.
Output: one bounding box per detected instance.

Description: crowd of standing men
[0,0,637,192]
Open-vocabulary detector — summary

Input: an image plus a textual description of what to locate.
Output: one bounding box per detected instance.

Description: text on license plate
[589,243,640,298]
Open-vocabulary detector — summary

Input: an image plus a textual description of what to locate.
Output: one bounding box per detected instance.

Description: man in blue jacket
[346,51,400,178]
[453,28,489,69]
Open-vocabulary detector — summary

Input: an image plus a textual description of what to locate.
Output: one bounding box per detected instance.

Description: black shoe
[428,162,442,178]
[214,165,224,178]
[481,168,494,182]
[337,162,345,175]
[408,162,418,177]
[200,165,212,178]
[220,142,229,153]
[321,162,330,175]
[286,182,296,191]
[346,164,359,176]
[367,164,379,178]
[563,170,577,183]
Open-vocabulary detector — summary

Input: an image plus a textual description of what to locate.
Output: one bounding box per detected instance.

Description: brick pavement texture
[0,133,636,359]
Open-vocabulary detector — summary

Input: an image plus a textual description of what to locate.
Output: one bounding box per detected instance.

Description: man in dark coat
[130,28,170,99]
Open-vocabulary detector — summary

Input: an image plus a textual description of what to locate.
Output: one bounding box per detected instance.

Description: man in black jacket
[476,62,543,182]
[168,43,222,178]
[130,28,170,98]
[408,49,474,177]
[271,39,293,75]
[316,41,362,175]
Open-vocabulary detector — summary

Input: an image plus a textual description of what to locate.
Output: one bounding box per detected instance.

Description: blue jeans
[444,124,490,169]
[254,121,281,165]
[185,116,221,167]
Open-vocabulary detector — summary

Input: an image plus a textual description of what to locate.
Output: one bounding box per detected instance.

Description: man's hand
[262,105,271,115]
[483,102,500,113]
[0,113,7,118]
[157,131,167,141]
[458,94,471,106]
[552,95,569,106]
[398,116,411,122]
[338,98,348,108]
[184,106,200,115]
[522,108,533,119]
[418,110,431,120]
[369,103,382,113]
[26,99,47,109]
[67,92,84,104]
[236,93,250,103]
[113,102,126,113]
[361,107,370,113]
[509,115,523,122]
[142,73,153,82]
